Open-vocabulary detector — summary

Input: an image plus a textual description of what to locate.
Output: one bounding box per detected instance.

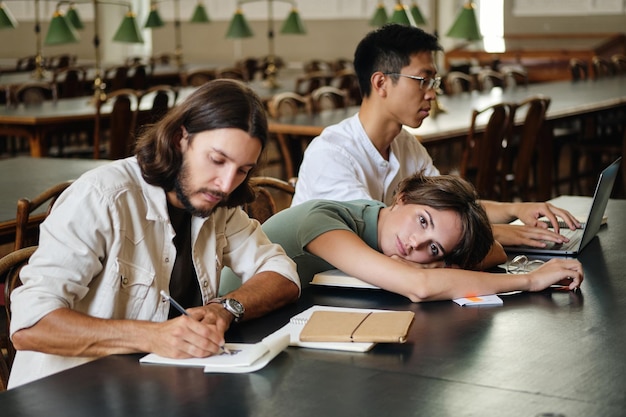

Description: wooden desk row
[1,76,625,199]
[0,198,624,416]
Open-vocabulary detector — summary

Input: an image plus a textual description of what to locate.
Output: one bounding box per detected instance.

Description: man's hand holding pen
[157,291,232,358]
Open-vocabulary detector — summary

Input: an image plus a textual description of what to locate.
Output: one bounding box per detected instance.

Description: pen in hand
[160,290,232,355]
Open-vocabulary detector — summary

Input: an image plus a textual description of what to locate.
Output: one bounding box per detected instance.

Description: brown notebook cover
[299,310,415,343]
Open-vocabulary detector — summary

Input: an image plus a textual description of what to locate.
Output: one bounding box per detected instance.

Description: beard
[174,160,227,218]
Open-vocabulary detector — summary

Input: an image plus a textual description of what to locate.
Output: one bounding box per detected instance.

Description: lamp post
[144,0,211,70]
[44,0,143,103]
[226,0,305,89]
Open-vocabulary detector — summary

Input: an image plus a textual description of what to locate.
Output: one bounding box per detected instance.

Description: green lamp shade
[190,3,210,23]
[410,2,426,25]
[369,4,388,27]
[113,12,144,43]
[389,4,411,26]
[446,3,481,40]
[45,12,80,45]
[280,9,306,34]
[0,3,18,30]
[226,10,253,39]
[144,8,164,28]
[66,6,84,30]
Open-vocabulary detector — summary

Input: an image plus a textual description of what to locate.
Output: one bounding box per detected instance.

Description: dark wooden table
[0,157,110,247]
[0,198,624,416]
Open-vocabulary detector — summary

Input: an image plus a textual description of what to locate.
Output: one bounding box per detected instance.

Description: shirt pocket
[114,258,155,319]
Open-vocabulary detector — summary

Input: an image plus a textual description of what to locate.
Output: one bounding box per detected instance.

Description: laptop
[503,157,621,256]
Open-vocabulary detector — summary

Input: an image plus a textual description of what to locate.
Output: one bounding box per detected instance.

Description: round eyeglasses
[384,73,442,91]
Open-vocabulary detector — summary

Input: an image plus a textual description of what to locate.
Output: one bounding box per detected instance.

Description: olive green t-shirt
[261,199,384,286]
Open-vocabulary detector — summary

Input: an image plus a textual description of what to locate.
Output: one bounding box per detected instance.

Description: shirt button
[164,257,169,263]
[121,277,128,285]
[202,280,209,288]
[381,161,389,168]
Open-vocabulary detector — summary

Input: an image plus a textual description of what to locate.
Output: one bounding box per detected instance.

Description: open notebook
[504,157,621,256]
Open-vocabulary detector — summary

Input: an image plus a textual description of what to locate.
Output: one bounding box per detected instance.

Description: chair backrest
[15,55,37,72]
[611,54,626,75]
[2,245,38,380]
[48,54,76,70]
[53,66,88,98]
[104,65,130,92]
[443,71,475,95]
[502,96,551,201]
[502,67,529,89]
[331,69,361,105]
[570,58,589,81]
[295,71,333,96]
[303,59,333,74]
[14,180,73,251]
[94,89,140,159]
[243,177,295,224]
[216,67,246,81]
[310,86,348,113]
[267,92,311,119]
[267,92,312,179]
[236,57,260,81]
[460,102,516,200]
[592,56,614,79]
[136,85,179,135]
[477,69,506,91]
[128,64,150,90]
[180,69,217,87]
[10,82,58,106]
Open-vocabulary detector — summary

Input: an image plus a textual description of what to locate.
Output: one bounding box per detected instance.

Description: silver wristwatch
[208,297,244,322]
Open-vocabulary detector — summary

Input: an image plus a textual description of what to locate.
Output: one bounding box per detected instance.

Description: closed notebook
[299,310,415,343]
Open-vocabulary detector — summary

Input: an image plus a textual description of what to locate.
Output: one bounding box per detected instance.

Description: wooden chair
[295,71,333,96]
[501,96,551,201]
[104,65,129,92]
[460,102,516,200]
[303,59,333,74]
[215,67,246,81]
[310,86,348,113]
[14,181,73,251]
[48,54,76,70]
[502,67,529,89]
[236,57,260,81]
[443,71,476,95]
[9,82,58,106]
[611,54,626,75]
[331,69,361,105]
[243,177,295,224]
[180,69,217,87]
[569,58,589,81]
[592,56,614,79]
[53,66,88,98]
[477,69,506,91]
[149,53,174,67]
[94,89,140,159]
[1,245,38,381]
[15,55,37,72]
[136,85,178,136]
[127,64,150,90]
[267,92,312,179]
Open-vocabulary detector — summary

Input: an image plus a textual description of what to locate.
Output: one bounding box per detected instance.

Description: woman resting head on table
[259,173,583,302]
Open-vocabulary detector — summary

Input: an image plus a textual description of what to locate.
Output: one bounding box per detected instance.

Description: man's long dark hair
[135,79,268,208]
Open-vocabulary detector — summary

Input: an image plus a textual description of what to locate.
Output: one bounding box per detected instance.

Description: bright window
[478,0,505,52]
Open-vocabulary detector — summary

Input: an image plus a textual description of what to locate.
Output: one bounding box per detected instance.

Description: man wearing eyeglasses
[291,23,580,250]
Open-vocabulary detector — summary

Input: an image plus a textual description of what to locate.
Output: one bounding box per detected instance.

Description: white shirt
[292,113,439,206]
[9,157,299,388]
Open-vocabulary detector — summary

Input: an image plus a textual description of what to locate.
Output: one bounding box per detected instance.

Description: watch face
[224,298,244,316]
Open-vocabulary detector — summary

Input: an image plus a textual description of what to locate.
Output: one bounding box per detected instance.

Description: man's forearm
[225,271,299,320]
